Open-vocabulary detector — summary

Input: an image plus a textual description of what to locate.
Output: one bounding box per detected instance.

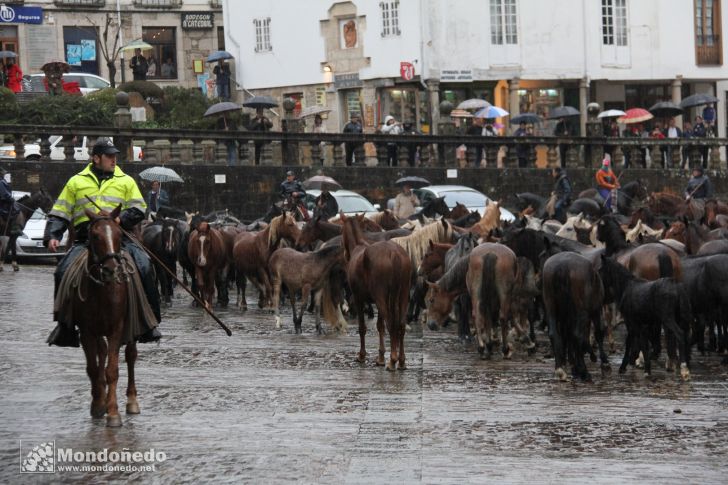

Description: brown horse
[368,209,400,230]
[69,207,145,427]
[449,202,470,221]
[647,191,703,221]
[704,199,728,229]
[296,215,343,249]
[468,202,501,237]
[232,213,301,310]
[269,245,347,334]
[664,219,728,255]
[341,213,412,370]
[418,241,453,278]
[187,221,227,310]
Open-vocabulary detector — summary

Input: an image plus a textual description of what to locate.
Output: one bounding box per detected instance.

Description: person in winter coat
[5,59,22,93]
[313,189,339,220]
[684,166,712,200]
[595,156,619,211]
[381,115,403,166]
[393,183,420,220]
[551,166,572,222]
[342,113,363,166]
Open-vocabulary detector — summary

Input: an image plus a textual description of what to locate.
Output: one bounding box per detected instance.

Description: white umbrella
[297,105,332,119]
[597,109,627,119]
[139,166,184,184]
[456,99,491,110]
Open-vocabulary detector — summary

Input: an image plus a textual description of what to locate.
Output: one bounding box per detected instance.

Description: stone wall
[3,161,727,222]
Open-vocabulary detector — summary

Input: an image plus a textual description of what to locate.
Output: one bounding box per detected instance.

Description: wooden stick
[85,197,232,336]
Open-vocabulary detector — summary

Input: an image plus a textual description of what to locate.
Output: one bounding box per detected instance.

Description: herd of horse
[6,180,728,426]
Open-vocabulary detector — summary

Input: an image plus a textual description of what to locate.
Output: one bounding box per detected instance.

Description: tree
[81,14,122,88]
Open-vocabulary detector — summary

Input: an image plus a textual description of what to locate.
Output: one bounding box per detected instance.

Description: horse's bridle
[86,216,134,286]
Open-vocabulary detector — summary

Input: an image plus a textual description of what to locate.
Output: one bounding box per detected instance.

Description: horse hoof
[554,368,568,382]
[680,364,691,381]
[126,402,140,415]
[398,362,407,371]
[90,405,106,419]
[106,415,123,427]
[356,352,366,363]
[12,264,19,272]
[386,361,396,371]
[274,316,281,329]
[601,363,612,373]
[375,357,385,366]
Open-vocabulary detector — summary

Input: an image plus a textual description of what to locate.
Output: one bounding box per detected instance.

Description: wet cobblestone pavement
[1,265,727,483]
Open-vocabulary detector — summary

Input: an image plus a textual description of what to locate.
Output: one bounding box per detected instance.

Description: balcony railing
[696,35,723,65]
[0,125,725,171]
[54,0,105,6]
[132,0,182,8]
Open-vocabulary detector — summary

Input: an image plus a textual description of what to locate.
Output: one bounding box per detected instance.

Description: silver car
[303,189,380,219]
[414,185,516,222]
[10,191,69,260]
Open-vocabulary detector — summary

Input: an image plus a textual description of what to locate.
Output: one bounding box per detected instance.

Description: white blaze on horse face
[198,235,207,266]
[104,224,116,254]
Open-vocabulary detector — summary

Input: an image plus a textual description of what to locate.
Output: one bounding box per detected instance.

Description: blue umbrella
[207,50,234,62]
[0,50,17,59]
[474,106,509,118]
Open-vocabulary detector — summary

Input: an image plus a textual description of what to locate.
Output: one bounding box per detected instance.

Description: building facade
[0,0,224,91]
[224,0,727,139]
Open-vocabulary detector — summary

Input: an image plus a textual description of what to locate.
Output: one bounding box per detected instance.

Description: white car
[0,136,143,162]
[24,73,111,96]
[10,191,69,261]
[304,189,381,219]
[414,185,516,223]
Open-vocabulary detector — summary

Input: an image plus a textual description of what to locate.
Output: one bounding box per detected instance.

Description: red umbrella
[617,108,654,124]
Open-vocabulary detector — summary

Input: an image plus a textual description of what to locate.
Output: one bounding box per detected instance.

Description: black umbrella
[395,176,431,189]
[679,93,719,109]
[242,95,278,109]
[547,106,580,119]
[510,113,542,125]
[203,101,242,117]
[649,101,683,118]
[303,175,342,192]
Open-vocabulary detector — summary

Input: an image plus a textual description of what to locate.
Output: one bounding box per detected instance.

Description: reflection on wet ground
[1,266,727,483]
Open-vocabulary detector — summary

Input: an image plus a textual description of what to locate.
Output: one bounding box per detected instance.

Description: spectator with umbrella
[513,121,530,168]
[5,58,22,94]
[249,108,273,165]
[213,60,231,101]
[393,177,426,220]
[145,180,170,215]
[138,166,183,215]
[342,113,363,166]
[303,174,341,219]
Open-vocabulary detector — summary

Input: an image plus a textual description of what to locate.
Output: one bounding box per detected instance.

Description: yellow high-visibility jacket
[49,163,146,226]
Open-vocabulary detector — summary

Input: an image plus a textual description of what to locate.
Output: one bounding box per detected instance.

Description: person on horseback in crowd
[684,166,713,201]
[0,167,17,220]
[394,183,420,220]
[279,170,309,220]
[313,188,339,220]
[44,138,162,347]
[551,166,572,222]
[145,180,170,215]
[595,155,619,212]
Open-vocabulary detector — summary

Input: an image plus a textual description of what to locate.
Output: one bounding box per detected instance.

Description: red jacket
[6,64,22,93]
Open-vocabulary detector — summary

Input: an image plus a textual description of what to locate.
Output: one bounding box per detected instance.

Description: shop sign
[400,62,415,81]
[0,4,43,25]
[181,12,214,29]
[441,69,472,82]
[334,72,362,90]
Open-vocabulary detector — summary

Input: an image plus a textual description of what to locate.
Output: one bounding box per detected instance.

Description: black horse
[451,210,481,228]
[514,192,548,219]
[142,217,184,306]
[541,252,608,382]
[409,196,450,222]
[0,189,54,271]
[598,254,692,379]
[680,254,728,355]
[579,179,648,216]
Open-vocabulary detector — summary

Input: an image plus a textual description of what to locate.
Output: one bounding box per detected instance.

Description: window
[217,26,225,51]
[254,18,272,52]
[133,0,181,7]
[490,0,517,45]
[695,0,722,65]
[380,1,400,37]
[142,27,177,79]
[601,0,628,46]
[63,26,99,75]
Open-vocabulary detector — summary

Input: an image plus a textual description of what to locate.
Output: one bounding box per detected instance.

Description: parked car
[23,73,111,96]
[412,185,516,222]
[303,189,381,219]
[10,191,69,261]
[0,136,143,162]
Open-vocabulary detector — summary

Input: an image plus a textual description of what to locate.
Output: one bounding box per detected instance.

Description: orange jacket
[595,168,619,190]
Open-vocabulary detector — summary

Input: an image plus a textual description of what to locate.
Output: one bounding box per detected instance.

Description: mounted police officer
[279,170,309,220]
[44,138,162,347]
[551,166,572,222]
[0,167,16,220]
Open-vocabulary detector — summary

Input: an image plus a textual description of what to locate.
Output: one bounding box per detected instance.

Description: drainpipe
[580,0,589,136]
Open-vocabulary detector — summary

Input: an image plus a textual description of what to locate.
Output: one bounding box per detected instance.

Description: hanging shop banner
[181,12,214,30]
[0,4,43,25]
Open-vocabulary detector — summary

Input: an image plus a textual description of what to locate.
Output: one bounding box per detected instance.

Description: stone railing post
[546,144,559,168]
[613,144,624,168]
[709,143,721,170]
[113,92,133,162]
[649,144,661,169]
[63,136,75,162]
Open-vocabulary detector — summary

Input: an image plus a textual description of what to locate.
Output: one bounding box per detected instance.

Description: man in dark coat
[129,48,148,81]
[313,190,339,220]
[551,166,572,222]
[684,166,712,200]
[0,167,17,219]
[342,113,363,166]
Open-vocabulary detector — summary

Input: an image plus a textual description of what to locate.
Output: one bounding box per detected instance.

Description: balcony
[132,0,182,8]
[54,0,105,6]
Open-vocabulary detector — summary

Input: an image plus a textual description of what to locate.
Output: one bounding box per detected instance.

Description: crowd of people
[130,48,176,80]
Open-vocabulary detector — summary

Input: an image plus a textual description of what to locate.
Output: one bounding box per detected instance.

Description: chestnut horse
[232,213,301,310]
[647,191,703,221]
[704,199,728,229]
[341,213,412,370]
[69,207,147,427]
[187,221,227,310]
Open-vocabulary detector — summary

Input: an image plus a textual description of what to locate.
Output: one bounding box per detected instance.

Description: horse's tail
[478,253,499,323]
[551,263,575,335]
[658,253,674,279]
[670,281,692,363]
[321,265,345,330]
[386,250,411,335]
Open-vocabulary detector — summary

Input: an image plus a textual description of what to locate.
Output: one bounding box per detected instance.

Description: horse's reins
[84,196,232,336]
[85,215,134,287]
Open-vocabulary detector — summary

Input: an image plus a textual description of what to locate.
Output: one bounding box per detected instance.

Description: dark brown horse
[269,245,346,334]
[232,213,301,310]
[187,221,227,310]
[542,252,607,382]
[663,219,728,255]
[368,209,400,230]
[704,199,728,229]
[141,217,183,306]
[341,213,412,370]
[296,215,344,249]
[448,202,470,221]
[0,189,54,271]
[647,191,703,221]
[70,207,143,427]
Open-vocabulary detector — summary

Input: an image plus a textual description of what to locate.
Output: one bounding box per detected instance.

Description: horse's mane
[312,244,343,261]
[437,254,470,292]
[268,213,288,247]
[391,220,452,267]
